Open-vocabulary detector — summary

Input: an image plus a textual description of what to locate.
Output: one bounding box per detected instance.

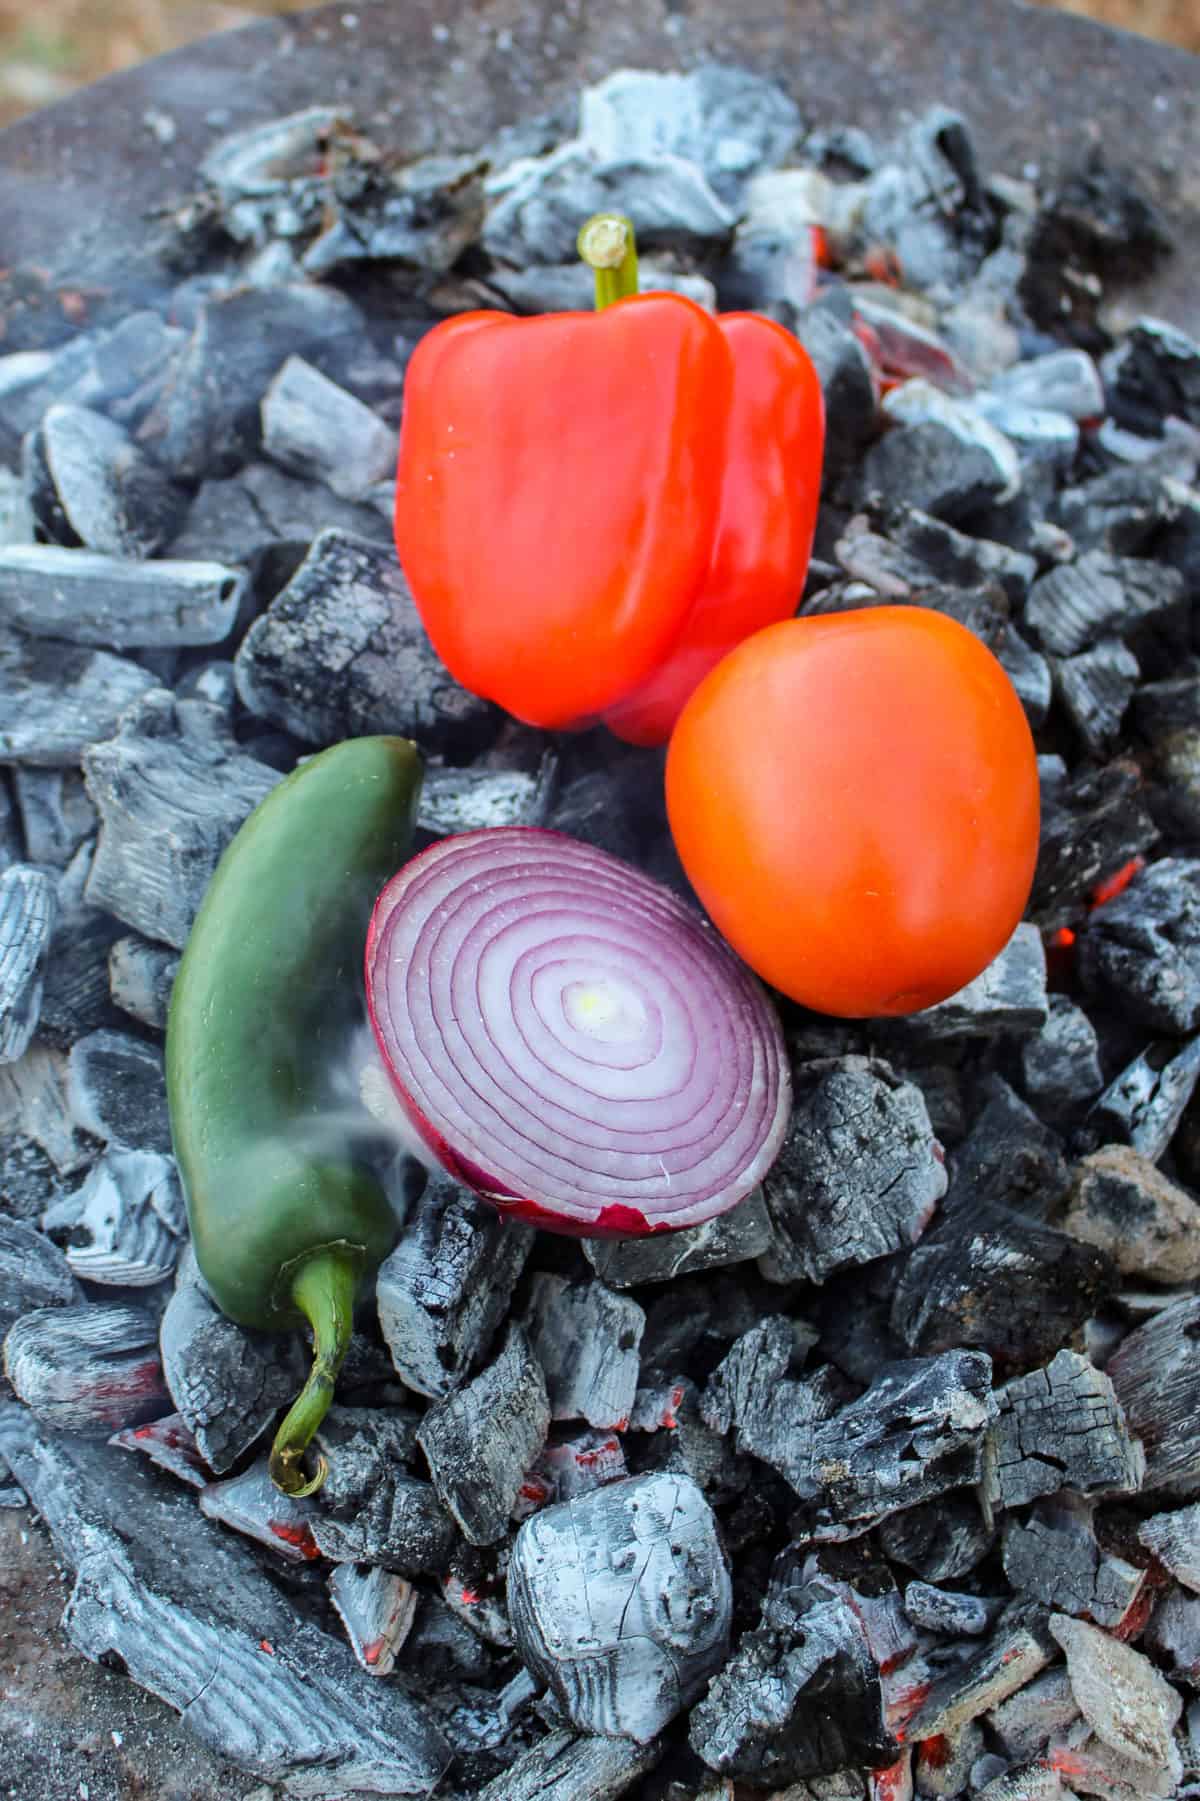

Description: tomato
[665,607,1041,1018]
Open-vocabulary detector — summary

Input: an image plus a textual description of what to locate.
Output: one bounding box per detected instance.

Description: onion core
[365,827,791,1236]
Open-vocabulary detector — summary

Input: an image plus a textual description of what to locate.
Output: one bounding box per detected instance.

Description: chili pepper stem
[268,1248,357,1496]
[577,212,639,309]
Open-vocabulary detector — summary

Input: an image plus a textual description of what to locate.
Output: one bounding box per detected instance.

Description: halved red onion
[364,826,791,1237]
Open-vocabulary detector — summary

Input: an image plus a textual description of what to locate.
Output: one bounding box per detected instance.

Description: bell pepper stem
[577,212,639,310]
[268,1248,357,1496]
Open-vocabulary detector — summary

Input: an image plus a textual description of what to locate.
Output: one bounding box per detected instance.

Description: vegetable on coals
[666,606,1041,1018]
[166,735,423,1496]
[393,214,824,744]
[364,826,791,1236]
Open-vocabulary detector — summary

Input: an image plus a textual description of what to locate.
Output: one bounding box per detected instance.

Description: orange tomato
[665,607,1041,1018]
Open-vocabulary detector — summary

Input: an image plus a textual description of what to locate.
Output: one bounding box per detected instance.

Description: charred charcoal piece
[1054,463,1184,556]
[524,1274,644,1430]
[443,1548,514,1648]
[1024,552,1186,660]
[1050,1613,1182,1773]
[1001,1494,1148,1628]
[987,1667,1081,1762]
[625,1376,744,1502]
[833,523,940,597]
[1019,153,1172,348]
[160,1251,304,1473]
[3,1302,167,1432]
[0,1216,82,1338]
[758,1057,946,1285]
[235,527,496,757]
[1020,996,1105,1124]
[903,1582,990,1637]
[0,545,246,651]
[530,1428,628,1505]
[792,307,878,473]
[0,634,157,767]
[973,1767,1068,1801]
[0,1408,450,1792]
[303,146,488,281]
[329,1563,418,1677]
[1048,1722,1182,1801]
[309,1422,456,1578]
[877,504,1037,606]
[1102,318,1200,435]
[107,934,179,1030]
[417,754,557,839]
[82,689,281,949]
[109,1411,211,1489]
[1138,1502,1200,1590]
[1107,1294,1200,1494]
[583,1189,772,1288]
[376,1171,536,1399]
[169,460,389,564]
[0,1040,93,1191]
[1055,638,1140,757]
[1135,675,1200,840]
[887,924,1047,1041]
[1077,858,1200,1035]
[878,1494,995,1582]
[902,1604,1057,1741]
[12,768,96,867]
[1081,1035,1200,1163]
[880,383,1019,497]
[989,349,1106,421]
[982,1348,1145,1511]
[36,840,124,1043]
[66,1028,170,1152]
[198,1459,321,1565]
[924,1073,1066,1217]
[700,1315,817,1437]
[261,356,395,503]
[1061,1145,1200,1285]
[914,1718,984,1796]
[1030,757,1158,931]
[1142,1584,1200,1688]
[45,1147,183,1286]
[510,1471,730,1742]
[475,1727,663,1801]
[25,403,183,556]
[313,1405,422,1514]
[0,465,34,546]
[856,421,1011,525]
[0,864,55,1063]
[417,1324,549,1546]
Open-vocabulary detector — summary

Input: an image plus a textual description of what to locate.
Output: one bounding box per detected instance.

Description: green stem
[268,1249,357,1497]
[577,212,639,310]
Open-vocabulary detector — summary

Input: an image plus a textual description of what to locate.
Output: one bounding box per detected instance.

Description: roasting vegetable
[165,734,423,1494]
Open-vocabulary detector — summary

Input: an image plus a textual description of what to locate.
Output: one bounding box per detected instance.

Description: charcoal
[310,1435,456,1578]
[791,307,878,471]
[1061,1145,1200,1284]
[0,465,34,546]
[1107,1294,1200,1494]
[856,421,1011,525]
[1031,757,1159,930]
[1050,1613,1181,1772]
[0,1407,450,1792]
[25,403,183,556]
[1138,1502,1200,1590]
[1001,1494,1148,1628]
[701,1314,813,1437]
[43,1146,182,1286]
[973,1769,1064,1801]
[510,1470,729,1742]
[0,1040,94,1186]
[261,356,396,503]
[878,1494,995,1582]
[989,349,1106,420]
[1020,996,1105,1123]
[1142,1583,1200,1688]
[850,297,973,397]
[530,1428,628,1504]
[3,1302,167,1432]
[972,394,1079,485]
[758,1057,946,1285]
[0,864,55,1063]
[626,1376,744,1501]
[196,104,338,229]
[882,382,1020,495]
[66,1027,170,1152]
[417,1324,549,1546]
[106,933,178,1029]
[583,1189,772,1288]
[1048,1720,1182,1801]
[313,1405,421,1513]
[35,839,124,1042]
[1053,464,1183,556]
[0,543,246,651]
[1136,676,1200,838]
[109,1411,210,1488]
[1055,638,1140,757]
[877,504,1038,605]
[301,145,486,281]
[81,689,281,949]
[376,1171,536,1399]
[0,634,158,767]
[914,1718,984,1796]
[12,767,97,866]
[834,524,941,597]
[1077,857,1200,1035]
[524,1274,644,1429]
[890,924,1047,1041]
[982,1349,1145,1511]
[902,1582,990,1637]
[1020,153,1173,346]
[169,459,389,564]
[329,1563,418,1677]
[688,1553,894,1784]
[443,1551,514,1647]
[234,527,495,756]
[198,1459,321,1564]
[158,1253,303,1472]
[1081,1035,1200,1163]
[987,1668,1081,1762]
[0,1216,82,1339]
[546,757,666,865]
[902,1605,1057,1740]
[1024,553,1186,661]
[416,753,557,838]
[475,1726,663,1801]
[1102,317,1200,434]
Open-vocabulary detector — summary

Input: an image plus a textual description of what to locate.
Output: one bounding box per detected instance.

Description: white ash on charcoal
[65,1026,171,1153]
[472,1726,662,1801]
[1060,1145,1200,1285]
[233,526,497,757]
[0,1215,82,1338]
[0,1406,451,1793]
[0,544,246,651]
[42,1145,183,1286]
[3,1302,167,1432]
[198,1458,321,1565]
[882,923,1047,1042]
[376,1170,536,1399]
[1135,674,1200,841]
[22,402,184,557]
[790,305,878,473]
[878,1494,996,1583]
[901,1604,1059,1742]
[1050,1612,1182,1779]
[1019,996,1105,1125]
[756,1056,946,1285]
[35,839,126,1042]
[1138,1502,1200,1591]
[913,1717,985,1796]
[1142,1584,1200,1690]
[1077,857,1200,1035]
[1000,1494,1150,1629]
[12,766,97,867]
[417,1323,550,1547]
[159,1249,305,1472]
[987,1667,1082,1763]
[1102,317,1200,435]
[509,1470,730,1742]
[0,634,158,766]
[81,688,281,950]
[988,348,1106,421]
[584,1188,772,1288]
[443,1548,515,1648]
[1054,637,1142,758]
[880,382,1022,501]
[110,1411,211,1489]
[0,465,34,546]
[1024,551,1187,668]
[306,1407,458,1576]
[328,1562,418,1678]
[981,1348,1144,1512]
[0,863,55,1063]
[1030,757,1160,931]
[260,355,396,505]
[902,1581,992,1637]
[1107,1294,1200,1495]
[625,1376,746,1503]
[525,1427,628,1508]
[973,1768,1067,1801]
[416,751,557,839]
[0,1039,94,1204]
[1080,1034,1200,1164]
[106,933,179,1030]
[854,420,1014,529]
[524,1273,645,1430]
[169,459,391,568]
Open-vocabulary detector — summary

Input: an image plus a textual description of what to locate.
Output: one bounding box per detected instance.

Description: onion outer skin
[365,827,791,1238]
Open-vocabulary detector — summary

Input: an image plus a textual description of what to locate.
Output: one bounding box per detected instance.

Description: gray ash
[2,58,1200,1801]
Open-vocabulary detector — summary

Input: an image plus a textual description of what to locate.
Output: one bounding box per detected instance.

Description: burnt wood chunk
[417,1324,549,1546]
[1001,1494,1148,1627]
[168,459,389,563]
[1103,317,1200,432]
[759,1057,947,1285]
[309,1407,456,1577]
[986,1667,1081,1762]
[197,1459,321,1564]
[476,1728,663,1801]
[524,1274,645,1430]
[109,1411,211,1489]
[1107,1294,1200,1495]
[82,689,281,949]
[261,355,396,502]
[106,934,178,1030]
[1138,1502,1200,1590]
[0,864,55,1063]
[0,634,157,767]
[1081,1035,1200,1163]
[234,528,496,757]
[889,923,1047,1040]
[584,1188,772,1288]
[1078,857,1200,1035]
[1050,1613,1182,1775]
[328,1563,418,1677]
[13,767,97,867]
[65,1027,171,1152]
[1055,637,1140,756]
[37,840,125,1044]
[1142,1584,1200,1690]
[0,545,245,650]
[900,1605,1057,1740]
[903,1580,990,1636]
[45,1146,183,1286]
[1061,1145,1200,1284]
[0,1216,83,1339]
[24,402,183,556]
[982,1349,1145,1511]
[877,1493,996,1581]
[3,1302,167,1433]
[1030,757,1159,930]
[1019,994,1104,1123]
[416,754,557,839]
[857,421,1011,524]
[1024,552,1186,659]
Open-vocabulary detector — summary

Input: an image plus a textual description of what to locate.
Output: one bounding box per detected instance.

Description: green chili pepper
[165,735,423,1496]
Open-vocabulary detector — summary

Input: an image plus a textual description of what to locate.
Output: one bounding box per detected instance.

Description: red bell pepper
[394,216,824,742]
